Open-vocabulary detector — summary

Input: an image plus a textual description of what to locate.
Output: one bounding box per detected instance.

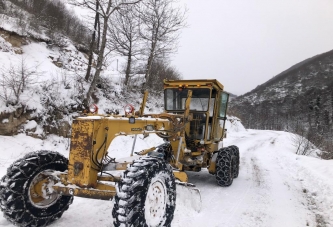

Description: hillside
[0,0,184,139]
[0,0,90,48]
[0,4,167,138]
[229,49,333,159]
[243,49,333,99]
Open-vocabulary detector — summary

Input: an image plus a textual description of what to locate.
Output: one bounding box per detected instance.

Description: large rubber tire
[215,147,235,187]
[229,145,240,178]
[112,157,176,227]
[0,151,73,227]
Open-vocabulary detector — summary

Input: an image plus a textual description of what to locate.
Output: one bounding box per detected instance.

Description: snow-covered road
[0,128,332,227]
[175,130,333,227]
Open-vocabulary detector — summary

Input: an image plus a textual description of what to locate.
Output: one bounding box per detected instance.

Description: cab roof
[163,79,224,91]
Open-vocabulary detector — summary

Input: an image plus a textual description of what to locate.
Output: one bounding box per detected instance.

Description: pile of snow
[225,115,246,133]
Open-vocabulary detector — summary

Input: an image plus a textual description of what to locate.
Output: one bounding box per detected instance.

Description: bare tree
[291,129,311,155]
[146,59,181,91]
[69,0,143,108]
[138,0,186,89]
[0,58,41,105]
[108,5,142,86]
[289,124,322,156]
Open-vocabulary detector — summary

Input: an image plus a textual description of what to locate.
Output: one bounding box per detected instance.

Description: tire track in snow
[232,136,271,227]
[225,134,275,227]
[224,133,266,221]
[256,133,316,227]
[226,131,312,227]
[251,157,264,187]
[179,153,259,227]
[275,152,333,227]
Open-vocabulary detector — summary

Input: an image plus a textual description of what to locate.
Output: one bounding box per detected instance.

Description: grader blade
[176,182,202,212]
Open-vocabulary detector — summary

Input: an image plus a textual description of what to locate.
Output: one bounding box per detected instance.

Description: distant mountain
[227,92,237,101]
[229,49,333,158]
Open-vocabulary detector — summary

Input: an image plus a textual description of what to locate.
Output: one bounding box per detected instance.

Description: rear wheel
[215,147,235,186]
[229,145,240,178]
[112,157,176,227]
[0,151,73,227]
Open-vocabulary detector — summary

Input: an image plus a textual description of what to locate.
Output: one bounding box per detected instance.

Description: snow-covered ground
[2,4,332,227]
[0,118,332,227]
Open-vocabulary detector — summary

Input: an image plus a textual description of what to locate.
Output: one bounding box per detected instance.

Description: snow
[0,119,332,227]
[0,16,332,226]
[24,120,37,130]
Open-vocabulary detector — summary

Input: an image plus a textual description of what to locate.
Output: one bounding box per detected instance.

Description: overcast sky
[172,0,333,95]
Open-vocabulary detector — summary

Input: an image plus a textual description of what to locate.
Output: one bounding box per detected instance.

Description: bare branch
[138,0,187,88]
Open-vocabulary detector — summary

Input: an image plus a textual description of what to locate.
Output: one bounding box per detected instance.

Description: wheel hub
[144,178,167,227]
[28,170,60,208]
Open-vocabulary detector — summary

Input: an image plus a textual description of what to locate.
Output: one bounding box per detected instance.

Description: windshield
[165,88,211,111]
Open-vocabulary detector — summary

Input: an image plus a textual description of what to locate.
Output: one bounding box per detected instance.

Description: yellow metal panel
[208,152,218,174]
[173,171,188,182]
[138,90,148,116]
[68,120,98,187]
[191,151,202,156]
[170,137,186,169]
[208,162,216,174]
[53,183,116,200]
[68,116,172,188]
[97,176,121,182]
[206,143,219,153]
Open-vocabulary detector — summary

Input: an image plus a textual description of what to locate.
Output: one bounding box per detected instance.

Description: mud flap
[176,182,202,212]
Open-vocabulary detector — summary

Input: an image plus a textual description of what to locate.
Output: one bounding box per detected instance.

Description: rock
[0,108,35,135]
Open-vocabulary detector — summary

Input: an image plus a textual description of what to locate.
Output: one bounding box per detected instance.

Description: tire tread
[0,150,73,227]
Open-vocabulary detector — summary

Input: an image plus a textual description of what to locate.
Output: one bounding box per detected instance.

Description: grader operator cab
[0,79,239,227]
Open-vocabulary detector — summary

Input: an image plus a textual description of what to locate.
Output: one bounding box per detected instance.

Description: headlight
[145,125,155,131]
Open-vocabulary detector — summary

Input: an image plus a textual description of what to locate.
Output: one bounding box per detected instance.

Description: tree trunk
[84,2,112,109]
[124,53,132,86]
[143,40,157,89]
[85,2,99,81]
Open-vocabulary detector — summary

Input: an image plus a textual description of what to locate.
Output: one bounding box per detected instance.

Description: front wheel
[0,151,73,227]
[112,157,176,227]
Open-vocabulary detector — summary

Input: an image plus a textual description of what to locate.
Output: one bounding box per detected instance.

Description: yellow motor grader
[0,79,239,227]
